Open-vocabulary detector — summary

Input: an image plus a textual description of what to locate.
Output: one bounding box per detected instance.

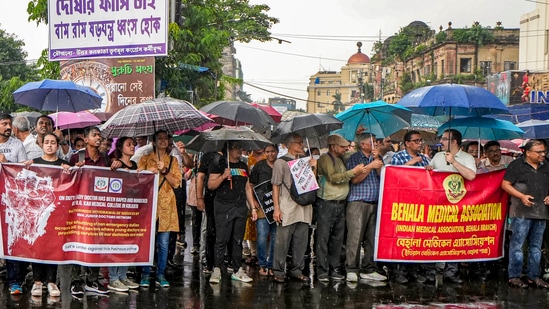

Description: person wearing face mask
[306,147,321,160]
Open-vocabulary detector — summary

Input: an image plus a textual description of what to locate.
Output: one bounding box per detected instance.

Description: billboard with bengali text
[0,164,158,266]
[60,57,155,113]
[375,166,508,263]
[48,0,168,60]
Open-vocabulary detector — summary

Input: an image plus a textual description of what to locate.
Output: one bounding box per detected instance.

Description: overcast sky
[1,0,538,109]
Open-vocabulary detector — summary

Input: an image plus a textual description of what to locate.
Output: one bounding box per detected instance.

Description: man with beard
[0,114,29,295]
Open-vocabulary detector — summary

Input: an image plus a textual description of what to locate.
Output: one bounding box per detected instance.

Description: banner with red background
[375,165,508,262]
[0,164,157,266]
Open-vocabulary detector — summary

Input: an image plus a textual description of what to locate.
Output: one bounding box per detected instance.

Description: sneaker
[317,273,329,282]
[70,281,84,298]
[242,247,251,256]
[231,267,253,283]
[191,246,199,255]
[108,280,129,292]
[139,276,150,287]
[210,267,222,284]
[330,272,345,281]
[31,282,43,297]
[10,284,23,295]
[156,275,170,287]
[47,283,60,297]
[120,278,139,289]
[360,271,387,281]
[346,272,358,282]
[85,279,109,294]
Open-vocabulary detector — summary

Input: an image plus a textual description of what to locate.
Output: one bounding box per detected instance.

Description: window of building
[441,60,445,75]
[326,90,330,96]
[480,61,492,76]
[460,58,472,73]
[504,61,516,71]
[434,62,438,79]
[317,90,321,96]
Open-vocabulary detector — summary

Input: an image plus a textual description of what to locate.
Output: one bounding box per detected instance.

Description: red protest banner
[0,164,157,266]
[375,165,508,263]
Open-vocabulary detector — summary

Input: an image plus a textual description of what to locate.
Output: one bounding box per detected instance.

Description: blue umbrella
[13,79,102,112]
[517,119,549,139]
[334,100,412,140]
[398,84,510,117]
[437,116,524,141]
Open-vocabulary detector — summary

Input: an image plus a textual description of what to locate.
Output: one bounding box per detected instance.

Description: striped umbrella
[100,97,212,138]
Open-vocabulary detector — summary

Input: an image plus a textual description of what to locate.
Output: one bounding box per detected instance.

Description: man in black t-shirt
[196,151,222,273]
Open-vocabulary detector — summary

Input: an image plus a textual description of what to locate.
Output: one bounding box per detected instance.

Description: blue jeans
[256,218,277,269]
[108,266,129,281]
[142,231,170,278]
[508,218,546,280]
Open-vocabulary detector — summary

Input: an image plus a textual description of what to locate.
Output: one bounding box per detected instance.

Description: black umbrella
[200,101,276,128]
[271,113,343,148]
[185,127,273,153]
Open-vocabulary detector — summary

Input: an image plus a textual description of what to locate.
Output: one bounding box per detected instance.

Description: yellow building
[306,42,374,113]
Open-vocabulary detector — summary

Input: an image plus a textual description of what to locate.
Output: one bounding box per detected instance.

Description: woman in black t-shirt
[24,133,69,298]
[207,141,259,284]
[107,137,140,291]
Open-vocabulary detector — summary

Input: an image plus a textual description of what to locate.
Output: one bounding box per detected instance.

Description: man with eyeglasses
[315,134,366,282]
[426,129,476,284]
[389,130,431,284]
[345,133,386,283]
[479,140,514,172]
[502,139,549,289]
[391,131,430,167]
[464,141,484,169]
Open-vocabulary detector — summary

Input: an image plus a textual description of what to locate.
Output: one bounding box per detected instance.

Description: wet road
[3,216,549,308]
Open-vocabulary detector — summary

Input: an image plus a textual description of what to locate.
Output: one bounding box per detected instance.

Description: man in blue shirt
[345,133,386,283]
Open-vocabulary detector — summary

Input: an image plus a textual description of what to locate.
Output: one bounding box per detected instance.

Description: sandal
[292,274,310,282]
[508,277,528,288]
[268,269,274,276]
[259,268,269,276]
[273,275,285,283]
[529,277,549,288]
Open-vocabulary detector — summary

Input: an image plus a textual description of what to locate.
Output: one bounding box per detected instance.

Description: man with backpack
[271,133,317,283]
[316,134,366,282]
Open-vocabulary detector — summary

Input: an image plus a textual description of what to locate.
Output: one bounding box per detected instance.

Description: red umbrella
[249,103,282,123]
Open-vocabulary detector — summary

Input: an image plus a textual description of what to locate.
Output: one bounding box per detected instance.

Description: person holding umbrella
[208,141,259,284]
[138,130,182,288]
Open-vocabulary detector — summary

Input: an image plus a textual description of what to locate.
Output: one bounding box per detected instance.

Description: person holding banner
[390,130,431,284]
[345,133,386,283]
[0,113,30,296]
[67,126,110,296]
[208,141,259,284]
[107,137,140,292]
[249,144,279,277]
[22,132,68,298]
[271,133,316,283]
[138,130,182,288]
[502,139,549,288]
[426,129,476,284]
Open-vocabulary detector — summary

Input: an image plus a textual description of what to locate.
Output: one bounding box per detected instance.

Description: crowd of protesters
[3,111,549,302]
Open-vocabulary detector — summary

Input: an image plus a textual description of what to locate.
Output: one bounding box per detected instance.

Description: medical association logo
[442,174,466,204]
[94,177,123,193]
